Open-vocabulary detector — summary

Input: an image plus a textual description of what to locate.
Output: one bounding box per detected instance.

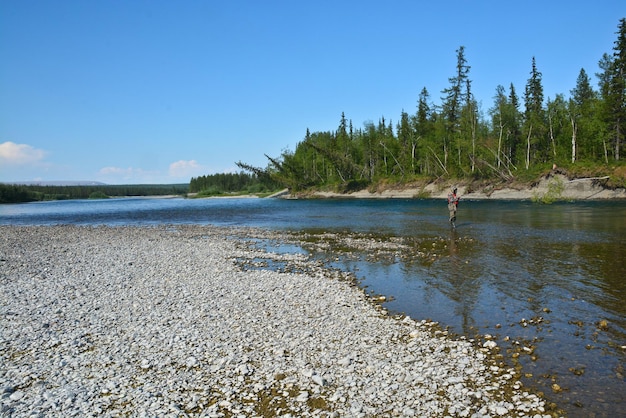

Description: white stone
[312,374,326,386]
[483,341,497,349]
[9,390,25,401]
[494,406,509,415]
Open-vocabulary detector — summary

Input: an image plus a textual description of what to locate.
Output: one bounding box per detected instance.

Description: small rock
[483,341,497,349]
[237,364,253,375]
[218,400,232,408]
[402,407,416,416]
[338,356,352,366]
[9,390,25,401]
[494,405,508,415]
[312,374,326,386]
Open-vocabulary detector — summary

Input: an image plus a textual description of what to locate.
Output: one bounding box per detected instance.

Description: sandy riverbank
[295,174,626,201]
[1,225,558,417]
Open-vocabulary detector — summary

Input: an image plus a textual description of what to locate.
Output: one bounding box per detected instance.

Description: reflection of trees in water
[418,230,484,335]
[578,242,626,311]
[575,241,626,340]
[455,232,626,345]
[493,236,624,315]
[296,224,626,344]
[480,237,577,303]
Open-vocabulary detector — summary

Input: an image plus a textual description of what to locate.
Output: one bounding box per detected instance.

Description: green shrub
[532,177,565,204]
[88,191,109,199]
[196,186,223,197]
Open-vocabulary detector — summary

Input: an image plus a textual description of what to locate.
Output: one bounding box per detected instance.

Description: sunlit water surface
[2,197,625,417]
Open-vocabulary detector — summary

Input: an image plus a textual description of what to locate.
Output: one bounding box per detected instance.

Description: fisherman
[447,187,460,228]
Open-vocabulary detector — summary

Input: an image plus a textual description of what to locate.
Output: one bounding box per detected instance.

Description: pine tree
[569,68,597,162]
[489,84,520,177]
[508,83,522,166]
[415,87,435,174]
[546,94,569,161]
[523,57,546,168]
[397,110,414,174]
[441,46,471,169]
[338,112,349,150]
[490,85,508,167]
[597,53,614,162]
[600,18,626,160]
[415,87,431,133]
[461,77,479,172]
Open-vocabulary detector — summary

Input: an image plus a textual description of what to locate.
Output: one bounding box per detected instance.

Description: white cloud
[96,160,209,184]
[0,141,47,165]
[168,160,208,179]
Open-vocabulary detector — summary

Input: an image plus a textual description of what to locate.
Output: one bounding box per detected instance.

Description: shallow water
[2,197,625,417]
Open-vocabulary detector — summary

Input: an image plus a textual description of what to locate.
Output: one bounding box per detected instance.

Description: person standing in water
[447,187,460,228]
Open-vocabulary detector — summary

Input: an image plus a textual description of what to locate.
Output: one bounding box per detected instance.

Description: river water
[2,197,625,417]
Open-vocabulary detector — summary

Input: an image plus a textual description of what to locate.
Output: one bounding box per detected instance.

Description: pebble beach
[1,225,556,417]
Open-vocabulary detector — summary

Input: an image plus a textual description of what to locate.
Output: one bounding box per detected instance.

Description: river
[1,197,625,417]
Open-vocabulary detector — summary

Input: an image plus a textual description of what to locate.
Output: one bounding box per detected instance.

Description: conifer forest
[235,18,626,192]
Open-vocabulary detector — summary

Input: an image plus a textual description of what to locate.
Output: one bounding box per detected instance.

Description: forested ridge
[0,183,188,204]
[188,172,281,196]
[236,18,626,194]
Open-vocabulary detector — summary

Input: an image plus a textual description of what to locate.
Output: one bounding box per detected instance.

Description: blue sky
[1,0,624,184]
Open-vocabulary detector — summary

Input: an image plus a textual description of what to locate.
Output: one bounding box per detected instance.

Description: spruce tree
[523,57,546,168]
[602,18,626,160]
[415,87,434,174]
[508,83,522,166]
[569,68,597,162]
[490,85,508,167]
[441,46,471,170]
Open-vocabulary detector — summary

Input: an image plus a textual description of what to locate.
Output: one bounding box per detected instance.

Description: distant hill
[2,181,107,186]
[0,182,189,203]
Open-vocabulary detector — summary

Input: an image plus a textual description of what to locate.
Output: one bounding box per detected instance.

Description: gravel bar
[0,225,555,417]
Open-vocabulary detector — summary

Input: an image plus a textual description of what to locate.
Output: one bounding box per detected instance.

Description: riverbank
[290,172,626,201]
[0,225,558,417]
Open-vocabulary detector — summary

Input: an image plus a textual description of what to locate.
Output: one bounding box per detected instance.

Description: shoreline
[300,174,626,200]
[0,225,559,417]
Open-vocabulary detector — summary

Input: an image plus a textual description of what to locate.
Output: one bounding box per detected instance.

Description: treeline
[189,172,281,196]
[238,18,626,192]
[0,183,188,204]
